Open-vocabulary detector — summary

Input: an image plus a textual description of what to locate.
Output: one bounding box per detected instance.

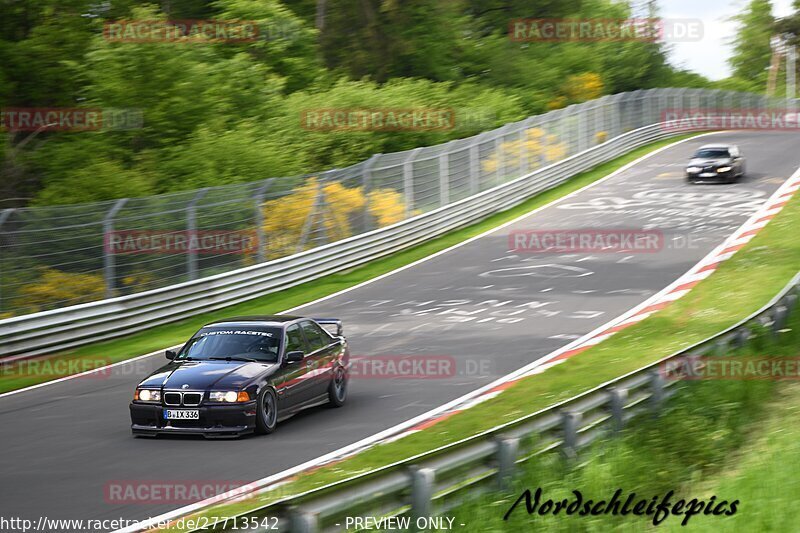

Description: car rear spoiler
[314,318,343,337]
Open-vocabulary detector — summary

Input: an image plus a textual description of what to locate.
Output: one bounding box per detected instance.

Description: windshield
[694,148,730,159]
[177,327,282,363]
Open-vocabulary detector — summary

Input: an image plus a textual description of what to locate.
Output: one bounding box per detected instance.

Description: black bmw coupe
[130,315,349,438]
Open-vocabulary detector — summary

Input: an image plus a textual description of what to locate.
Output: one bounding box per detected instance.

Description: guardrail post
[102,198,129,298]
[409,466,435,520]
[714,337,729,356]
[289,509,319,533]
[608,387,626,433]
[186,188,209,281]
[561,410,580,459]
[733,326,750,348]
[772,305,789,336]
[253,179,274,264]
[786,293,798,313]
[649,370,666,415]
[496,437,519,489]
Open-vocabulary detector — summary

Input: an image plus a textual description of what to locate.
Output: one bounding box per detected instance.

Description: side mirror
[165,350,177,360]
[285,350,304,363]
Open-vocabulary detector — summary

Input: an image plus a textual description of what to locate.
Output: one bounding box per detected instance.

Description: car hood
[688,157,732,167]
[138,360,278,390]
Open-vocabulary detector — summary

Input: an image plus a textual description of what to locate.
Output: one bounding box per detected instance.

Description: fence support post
[0,208,16,312]
[518,123,529,175]
[496,437,519,490]
[608,387,626,433]
[296,181,326,252]
[494,133,505,184]
[403,148,422,218]
[186,188,209,281]
[410,466,435,520]
[439,146,450,207]
[362,154,381,231]
[253,179,274,264]
[468,137,481,194]
[103,198,129,298]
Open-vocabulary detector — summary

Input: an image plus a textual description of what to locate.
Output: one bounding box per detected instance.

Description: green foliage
[0,0,720,205]
[728,0,774,91]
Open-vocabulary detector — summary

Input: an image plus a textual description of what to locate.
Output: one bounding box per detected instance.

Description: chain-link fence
[0,88,792,317]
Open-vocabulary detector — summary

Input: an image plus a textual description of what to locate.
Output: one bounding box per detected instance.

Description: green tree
[728,0,774,90]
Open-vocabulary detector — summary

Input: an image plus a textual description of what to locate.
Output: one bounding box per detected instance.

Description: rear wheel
[255,389,278,434]
[328,366,347,407]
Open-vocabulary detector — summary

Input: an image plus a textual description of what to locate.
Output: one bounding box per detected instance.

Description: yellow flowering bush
[16,267,106,312]
[261,178,407,258]
[481,128,568,176]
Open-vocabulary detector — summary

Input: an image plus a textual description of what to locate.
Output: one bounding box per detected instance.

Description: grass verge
[0,133,701,394]
[453,301,800,531]
[164,146,800,529]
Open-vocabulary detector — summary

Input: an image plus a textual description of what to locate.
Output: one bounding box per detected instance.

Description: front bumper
[130,401,258,438]
[687,168,735,182]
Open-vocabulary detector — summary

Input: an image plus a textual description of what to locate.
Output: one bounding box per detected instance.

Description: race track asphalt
[2,131,798,531]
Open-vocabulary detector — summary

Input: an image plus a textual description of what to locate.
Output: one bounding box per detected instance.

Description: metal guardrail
[0,120,681,358]
[185,271,800,533]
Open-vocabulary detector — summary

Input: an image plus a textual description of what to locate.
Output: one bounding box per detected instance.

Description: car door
[298,320,335,400]
[272,323,310,410]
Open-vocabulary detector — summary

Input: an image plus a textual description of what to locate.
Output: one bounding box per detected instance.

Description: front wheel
[328,366,348,407]
[255,389,278,434]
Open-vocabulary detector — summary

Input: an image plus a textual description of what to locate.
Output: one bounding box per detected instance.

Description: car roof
[202,315,303,328]
[697,144,735,150]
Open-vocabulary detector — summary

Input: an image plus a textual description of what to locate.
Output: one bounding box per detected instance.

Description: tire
[328,366,348,407]
[255,388,278,434]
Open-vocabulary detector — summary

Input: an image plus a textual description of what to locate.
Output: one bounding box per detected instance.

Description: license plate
[699,172,716,177]
[163,409,199,420]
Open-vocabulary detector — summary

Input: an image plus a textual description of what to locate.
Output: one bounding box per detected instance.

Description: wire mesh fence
[0,88,791,317]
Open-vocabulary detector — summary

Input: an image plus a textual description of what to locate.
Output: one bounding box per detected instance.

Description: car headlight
[135,389,161,402]
[209,391,250,403]
[717,166,732,173]
[686,166,701,173]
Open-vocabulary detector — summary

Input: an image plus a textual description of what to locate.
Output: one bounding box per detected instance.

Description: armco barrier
[170,271,798,533]
[0,121,687,358]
